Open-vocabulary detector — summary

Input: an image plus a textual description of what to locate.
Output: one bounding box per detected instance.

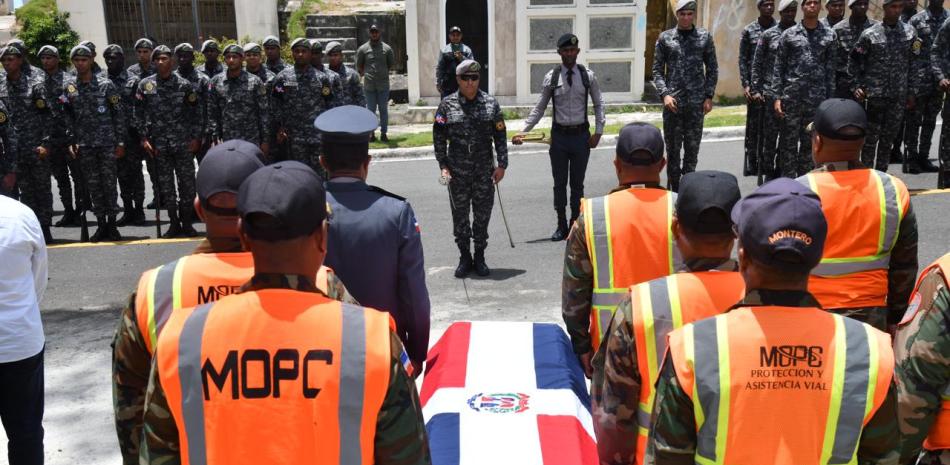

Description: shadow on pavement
[469,268,526,281]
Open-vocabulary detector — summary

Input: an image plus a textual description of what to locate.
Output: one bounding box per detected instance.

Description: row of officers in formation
[65,98,947,465]
[0,31,396,245]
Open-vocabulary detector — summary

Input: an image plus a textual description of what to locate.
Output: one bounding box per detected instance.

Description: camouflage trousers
[743,100,767,175]
[287,140,326,179]
[941,98,950,185]
[154,148,196,213]
[448,164,494,251]
[144,155,159,205]
[16,149,53,226]
[49,144,78,210]
[117,142,145,206]
[916,449,950,465]
[663,103,704,188]
[862,97,904,172]
[78,146,120,218]
[905,91,945,165]
[778,101,816,178]
[759,98,782,181]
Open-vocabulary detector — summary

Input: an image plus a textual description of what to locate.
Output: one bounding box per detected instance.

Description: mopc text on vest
[202,348,334,400]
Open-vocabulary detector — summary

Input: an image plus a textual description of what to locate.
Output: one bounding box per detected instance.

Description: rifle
[70,146,90,242]
[154,182,162,238]
[755,99,766,186]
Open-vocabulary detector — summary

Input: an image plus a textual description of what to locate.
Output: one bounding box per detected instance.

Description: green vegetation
[287,0,323,40]
[15,0,79,66]
[14,0,57,23]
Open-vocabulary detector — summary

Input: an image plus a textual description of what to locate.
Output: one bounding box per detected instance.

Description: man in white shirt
[0,194,48,465]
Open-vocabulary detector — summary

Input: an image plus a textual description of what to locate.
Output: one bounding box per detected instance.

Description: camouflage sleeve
[824,32,836,99]
[849,33,870,93]
[895,270,950,463]
[932,22,949,83]
[751,35,767,95]
[326,269,360,305]
[704,34,719,99]
[256,80,272,143]
[1,107,17,171]
[592,297,642,465]
[183,84,200,142]
[562,212,594,355]
[857,381,902,464]
[491,99,508,169]
[739,28,754,88]
[139,358,181,464]
[887,204,918,325]
[652,37,670,98]
[207,80,221,141]
[350,71,366,107]
[133,81,147,140]
[909,29,923,97]
[109,84,128,144]
[773,34,789,101]
[645,353,696,465]
[375,331,432,465]
[433,100,450,170]
[111,292,152,465]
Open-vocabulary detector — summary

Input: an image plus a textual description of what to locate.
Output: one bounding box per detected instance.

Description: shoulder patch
[322,85,331,96]
[144,81,155,92]
[187,92,198,103]
[109,94,120,106]
[434,112,447,125]
[912,38,922,53]
[66,83,77,94]
[0,111,7,124]
[35,98,46,109]
[495,120,506,131]
[259,84,267,96]
[368,185,406,202]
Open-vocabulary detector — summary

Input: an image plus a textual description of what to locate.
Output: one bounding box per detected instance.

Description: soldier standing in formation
[62,45,125,242]
[243,42,276,89]
[325,41,365,107]
[652,0,719,191]
[772,0,835,178]
[433,60,508,277]
[435,26,474,99]
[0,45,53,243]
[272,38,331,176]
[752,0,798,182]
[127,38,159,209]
[207,44,270,158]
[40,45,79,227]
[262,35,286,75]
[904,0,946,174]
[104,44,146,226]
[309,40,338,110]
[739,0,775,177]
[832,0,877,98]
[134,46,200,238]
[173,43,210,167]
[849,0,921,172]
[936,10,950,188]
[822,0,847,27]
[200,39,223,78]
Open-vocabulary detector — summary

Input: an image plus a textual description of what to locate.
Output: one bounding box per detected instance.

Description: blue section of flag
[426,413,461,465]
[532,323,591,411]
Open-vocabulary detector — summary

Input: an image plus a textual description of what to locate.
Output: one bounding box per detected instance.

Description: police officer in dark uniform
[435,26,474,98]
[262,36,287,75]
[318,105,431,375]
[200,39,223,78]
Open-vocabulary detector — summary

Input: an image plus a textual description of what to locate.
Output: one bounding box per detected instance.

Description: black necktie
[566,68,573,87]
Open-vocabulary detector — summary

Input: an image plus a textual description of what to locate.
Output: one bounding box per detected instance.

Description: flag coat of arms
[421,321,597,465]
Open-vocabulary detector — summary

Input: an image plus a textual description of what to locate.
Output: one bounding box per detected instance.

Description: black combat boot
[669,176,680,193]
[179,205,199,237]
[116,202,135,226]
[550,210,568,242]
[473,248,490,277]
[939,170,949,189]
[920,158,940,173]
[162,209,182,238]
[90,217,108,243]
[55,206,77,227]
[107,215,122,241]
[41,225,52,244]
[455,244,473,278]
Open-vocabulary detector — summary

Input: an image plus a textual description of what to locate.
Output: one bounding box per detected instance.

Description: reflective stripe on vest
[673,309,891,464]
[145,256,187,352]
[584,189,680,350]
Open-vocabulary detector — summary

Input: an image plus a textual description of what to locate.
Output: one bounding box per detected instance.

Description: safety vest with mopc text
[583,187,680,351]
[156,291,391,465]
[630,271,744,465]
[915,254,950,451]
[667,306,894,465]
[798,169,909,309]
[134,252,332,354]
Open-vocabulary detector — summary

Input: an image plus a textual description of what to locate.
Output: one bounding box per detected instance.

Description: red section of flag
[420,321,471,407]
[537,415,598,465]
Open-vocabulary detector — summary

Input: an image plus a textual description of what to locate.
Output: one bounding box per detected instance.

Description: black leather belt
[552,122,590,134]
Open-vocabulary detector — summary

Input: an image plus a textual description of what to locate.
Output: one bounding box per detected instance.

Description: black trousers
[0,348,44,465]
[549,129,591,219]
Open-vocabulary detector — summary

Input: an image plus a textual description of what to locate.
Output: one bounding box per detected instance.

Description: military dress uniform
[435,41,474,98]
[772,20,836,177]
[935,17,950,187]
[832,16,879,98]
[739,14,776,177]
[272,57,332,176]
[208,69,271,147]
[849,19,922,171]
[652,20,719,190]
[904,8,949,173]
[752,18,796,181]
[433,68,508,274]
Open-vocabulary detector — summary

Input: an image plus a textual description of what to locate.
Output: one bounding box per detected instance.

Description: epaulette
[368,185,406,202]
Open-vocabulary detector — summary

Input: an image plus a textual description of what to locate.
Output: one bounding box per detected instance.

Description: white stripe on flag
[465,322,537,391]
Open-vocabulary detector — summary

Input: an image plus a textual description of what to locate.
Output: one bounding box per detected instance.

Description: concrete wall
[494,0,516,97]
[57,0,109,67]
[413,0,441,99]
[234,0,279,41]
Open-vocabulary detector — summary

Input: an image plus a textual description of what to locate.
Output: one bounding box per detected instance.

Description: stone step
[310,37,358,51]
[306,26,357,39]
[305,14,357,28]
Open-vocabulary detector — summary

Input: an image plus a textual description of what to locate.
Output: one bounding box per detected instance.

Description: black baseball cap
[731,178,827,273]
[616,122,664,165]
[808,98,867,141]
[238,161,327,241]
[197,140,265,214]
[676,171,741,234]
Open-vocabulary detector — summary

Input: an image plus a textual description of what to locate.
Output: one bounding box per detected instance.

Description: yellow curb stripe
[48,237,202,249]
[909,188,950,197]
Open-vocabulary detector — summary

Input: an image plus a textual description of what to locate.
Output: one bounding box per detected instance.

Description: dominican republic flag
[421,321,597,465]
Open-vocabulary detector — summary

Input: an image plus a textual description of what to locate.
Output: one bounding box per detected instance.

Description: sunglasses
[460,74,480,81]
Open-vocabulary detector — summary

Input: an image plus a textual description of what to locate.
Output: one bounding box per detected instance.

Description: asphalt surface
[5,136,949,463]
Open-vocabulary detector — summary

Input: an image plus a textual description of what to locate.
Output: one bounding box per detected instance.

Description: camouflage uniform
[61,74,126,218]
[652,27,719,190]
[247,66,276,89]
[752,21,795,181]
[772,21,836,178]
[43,68,79,214]
[832,17,878,97]
[645,289,902,464]
[138,272,431,465]
[591,258,737,465]
[1,70,53,225]
[201,60,223,79]
[328,63,366,107]
[105,69,146,212]
[0,100,19,188]
[111,238,357,464]
[126,62,158,204]
[936,17,950,186]
[266,59,287,76]
[850,20,922,171]
[905,9,950,170]
[272,65,332,176]
[207,70,271,146]
[432,90,508,254]
[134,73,200,217]
[739,17,775,176]
[435,43,474,97]
[894,257,950,465]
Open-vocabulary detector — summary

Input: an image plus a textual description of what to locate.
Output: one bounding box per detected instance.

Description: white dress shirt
[0,195,47,363]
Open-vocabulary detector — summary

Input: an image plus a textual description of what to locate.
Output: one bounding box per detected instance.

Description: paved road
[6,137,949,463]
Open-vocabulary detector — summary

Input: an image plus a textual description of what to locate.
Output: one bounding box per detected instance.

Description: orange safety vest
[156,291,391,465]
[583,187,680,350]
[798,169,910,309]
[630,271,744,465]
[918,254,950,451]
[667,306,894,465]
[134,252,331,354]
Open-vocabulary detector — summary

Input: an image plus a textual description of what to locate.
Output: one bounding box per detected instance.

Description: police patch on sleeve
[495,120,506,131]
[899,291,922,326]
[259,85,267,96]
[109,94,120,106]
[912,38,922,54]
[187,92,198,104]
[144,82,155,92]
[434,112,446,125]
[35,98,46,109]
[66,83,77,94]
[321,86,331,96]
[0,111,8,124]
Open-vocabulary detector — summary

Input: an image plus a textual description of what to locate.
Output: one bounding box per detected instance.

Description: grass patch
[15,0,57,22]
[287,0,322,40]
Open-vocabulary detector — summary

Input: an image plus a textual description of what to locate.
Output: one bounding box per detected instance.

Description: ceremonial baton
[518,131,550,145]
[491,158,515,248]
